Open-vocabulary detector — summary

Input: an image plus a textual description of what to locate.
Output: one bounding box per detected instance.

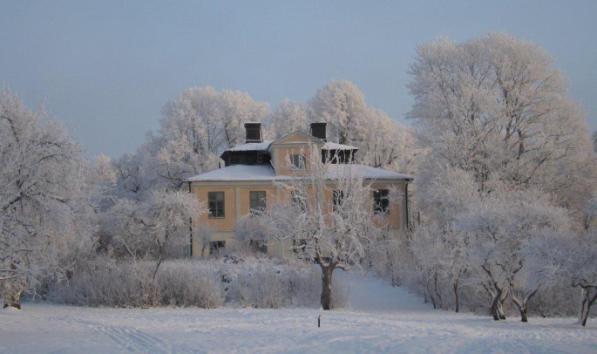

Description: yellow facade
[188,132,411,257]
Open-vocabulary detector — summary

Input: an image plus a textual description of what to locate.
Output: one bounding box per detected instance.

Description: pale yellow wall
[370,182,403,230]
[270,133,321,176]
[192,186,237,232]
[238,186,277,216]
[190,179,407,257]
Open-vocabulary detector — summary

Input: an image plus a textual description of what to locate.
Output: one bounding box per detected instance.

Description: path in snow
[1,273,595,354]
[336,270,430,312]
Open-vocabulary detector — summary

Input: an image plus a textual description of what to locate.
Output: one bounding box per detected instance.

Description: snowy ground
[1,273,595,354]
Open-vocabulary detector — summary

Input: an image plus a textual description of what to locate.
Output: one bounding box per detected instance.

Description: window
[373,189,390,214]
[249,240,268,253]
[292,239,307,254]
[249,191,266,213]
[332,190,344,212]
[210,241,225,256]
[290,154,306,169]
[208,192,225,218]
[291,190,307,211]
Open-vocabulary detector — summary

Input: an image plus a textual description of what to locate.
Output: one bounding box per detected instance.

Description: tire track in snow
[88,321,166,353]
[51,316,168,353]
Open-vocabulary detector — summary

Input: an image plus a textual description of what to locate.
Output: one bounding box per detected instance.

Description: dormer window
[290,154,306,170]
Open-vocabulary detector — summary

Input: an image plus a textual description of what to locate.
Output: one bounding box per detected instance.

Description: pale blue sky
[1,1,596,157]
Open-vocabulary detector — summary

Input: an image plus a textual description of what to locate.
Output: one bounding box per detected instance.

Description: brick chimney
[245,122,262,143]
[310,122,327,141]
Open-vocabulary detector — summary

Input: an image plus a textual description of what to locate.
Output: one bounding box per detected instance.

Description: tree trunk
[433,272,443,309]
[497,297,507,320]
[490,290,502,321]
[512,296,528,322]
[514,300,529,323]
[579,287,597,327]
[489,288,507,321]
[512,289,537,323]
[425,281,437,309]
[520,306,528,322]
[2,288,23,310]
[320,265,335,310]
[152,257,163,280]
[453,280,460,313]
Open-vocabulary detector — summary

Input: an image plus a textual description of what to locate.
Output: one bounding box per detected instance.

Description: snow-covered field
[1,273,595,354]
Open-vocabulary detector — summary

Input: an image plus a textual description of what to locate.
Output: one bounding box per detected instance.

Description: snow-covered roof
[324,164,412,181]
[224,138,356,153]
[226,141,273,152]
[322,142,358,150]
[187,164,412,182]
[187,165,275,182]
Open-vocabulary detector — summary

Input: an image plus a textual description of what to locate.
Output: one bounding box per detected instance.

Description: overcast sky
[1,0,596,157]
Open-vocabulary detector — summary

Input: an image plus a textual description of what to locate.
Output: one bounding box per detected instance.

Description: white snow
[188,164,412,182]
[322,142,358,151]
[324,164,413,181]
[225,141,273,152]
[187,165,276,181]
[1,272,595,354]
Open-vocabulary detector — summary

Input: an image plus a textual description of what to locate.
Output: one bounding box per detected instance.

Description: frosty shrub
[50,258,158,307]
[49,258,222,308]
[155,261,224,308]
[48,256,340,309]
[219,258,325,308]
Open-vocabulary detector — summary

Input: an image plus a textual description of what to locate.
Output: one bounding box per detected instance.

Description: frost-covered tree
[309,80,420,173]
[406,33,596,319]
[532,230,597,326]
[309,81,369,145]
[456,189,570,321]
[269,99,309,138]
[411,223,469,312]
[254,154,383,310]
[154,87,268,189]
[100,191,203,264]
[359,109,419,173]
[141,190,205,277]
[111,152,147,199]
[569,231,597,327]
[0,89,92,308]
[408,165,479,311]
[408,33,595,215]
[584,193,597,231]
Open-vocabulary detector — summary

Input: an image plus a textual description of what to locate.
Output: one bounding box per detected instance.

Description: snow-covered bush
[50,258,158,307]
[49,256,342,309]
[156,261,224,308]
[220,257,347,308]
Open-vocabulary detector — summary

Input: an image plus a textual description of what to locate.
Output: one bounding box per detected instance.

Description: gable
[271,131,323,146]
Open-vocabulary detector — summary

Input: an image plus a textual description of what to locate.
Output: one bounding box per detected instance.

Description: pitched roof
[325,164,412,180]
[270,131,323,145]
[187,165,275,182]
[322,142,358,150]
[225,141,273,152]
[187,164,412,182]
